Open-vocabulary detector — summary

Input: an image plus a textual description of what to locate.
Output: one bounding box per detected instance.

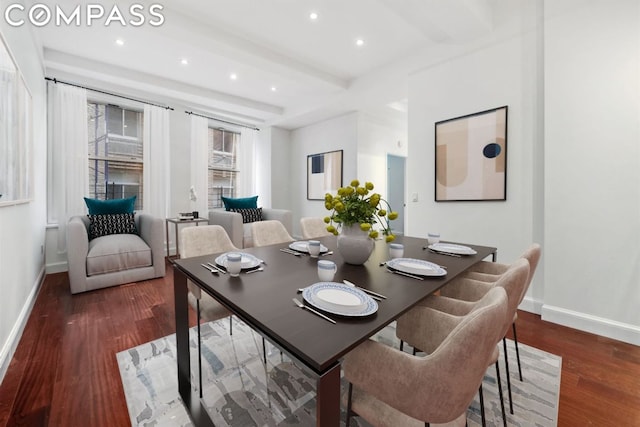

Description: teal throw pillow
[221,195,258,210]
[84,196,136,215]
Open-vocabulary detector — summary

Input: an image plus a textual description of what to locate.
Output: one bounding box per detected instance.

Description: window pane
[208,127,240,209]
[88,102,143,209]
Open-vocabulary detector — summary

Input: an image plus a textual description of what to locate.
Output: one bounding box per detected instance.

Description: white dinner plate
[215,252,261,270]
[386,258,447,277]
[302,282,378,317]
[289,241,329,254]
[428,243,477,255]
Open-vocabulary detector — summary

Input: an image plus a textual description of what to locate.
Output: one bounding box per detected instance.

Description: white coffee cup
[389,243,404,259]
[317,260,337,282]
[308,240,321,258]
[226,252,242,277]
[427,232,440,245]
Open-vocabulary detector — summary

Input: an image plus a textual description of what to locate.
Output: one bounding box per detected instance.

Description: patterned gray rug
[117,318,561,426]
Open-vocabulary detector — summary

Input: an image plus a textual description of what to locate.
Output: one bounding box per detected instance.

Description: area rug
[117,318,561,426]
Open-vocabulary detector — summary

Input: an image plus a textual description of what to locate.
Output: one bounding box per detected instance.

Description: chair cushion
[88,213,138,240]
[222,195,258,210]
[86,233,152,276]
[84,196,136,215]
[229,207,263,223]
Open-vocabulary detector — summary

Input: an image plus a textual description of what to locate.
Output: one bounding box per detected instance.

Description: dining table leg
[316,362,342,427]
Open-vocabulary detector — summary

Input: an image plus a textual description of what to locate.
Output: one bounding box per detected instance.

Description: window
[87,103,143,209]
[208,127,240,209]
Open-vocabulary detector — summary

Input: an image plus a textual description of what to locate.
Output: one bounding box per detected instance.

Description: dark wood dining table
[172,235,497,427]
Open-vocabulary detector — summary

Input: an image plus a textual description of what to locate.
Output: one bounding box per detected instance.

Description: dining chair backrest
[251,220,295,247]
[300,217,331,239]
[519,243,541,304]
[343,287,508,424]
[180,225,238,302]
[493,258,529,335]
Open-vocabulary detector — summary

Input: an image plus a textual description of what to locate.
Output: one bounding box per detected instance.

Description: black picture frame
[307,150,343,200]
[435,106,508,202]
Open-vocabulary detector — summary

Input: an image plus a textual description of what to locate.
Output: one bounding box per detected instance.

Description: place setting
[421,232,478,257]
[293,259,382,323]
[201,252,264,276]
[286,240,332,257]
[379,242,447,280]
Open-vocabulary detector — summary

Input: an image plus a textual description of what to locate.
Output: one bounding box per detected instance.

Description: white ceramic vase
[337,223,375,265]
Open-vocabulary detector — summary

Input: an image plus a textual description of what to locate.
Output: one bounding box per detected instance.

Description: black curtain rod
[45,77,174,111]
[185,110,260,131]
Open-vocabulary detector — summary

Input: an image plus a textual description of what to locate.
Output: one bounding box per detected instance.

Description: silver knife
[343,280,386,300]
[200,263,218,274]
[385,267,425,281]
[427,248,461,258]
[207,262,227,274]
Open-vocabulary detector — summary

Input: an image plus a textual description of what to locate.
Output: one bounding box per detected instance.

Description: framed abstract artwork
[307,150,343,200]
[435,106,508,202]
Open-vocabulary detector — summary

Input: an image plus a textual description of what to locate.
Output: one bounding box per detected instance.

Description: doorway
[387,154,406,235]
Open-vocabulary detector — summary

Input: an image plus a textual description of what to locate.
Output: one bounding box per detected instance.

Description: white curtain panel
[49,83,88,252]
[238,127,257,197]
[143,105,170,218]
[190,115,209,214]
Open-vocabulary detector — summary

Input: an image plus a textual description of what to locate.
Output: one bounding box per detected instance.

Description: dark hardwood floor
[1,260,639,426]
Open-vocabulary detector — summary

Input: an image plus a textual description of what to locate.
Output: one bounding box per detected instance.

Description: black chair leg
[346,383,354,427]
[400,340,404,352]
[262,337,267,364]
[513,322,523,381]
[495,361,507,427]
[196,300,203,399]
[229,315,233,335]
[503,338,514,414]
[478,384,486,427]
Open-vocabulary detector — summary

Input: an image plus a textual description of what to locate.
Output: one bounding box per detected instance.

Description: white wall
[0,25,47,381]
[407,18,542,286]
[269,126,292,210]
[289,113,359,237]
[543,0,640,343]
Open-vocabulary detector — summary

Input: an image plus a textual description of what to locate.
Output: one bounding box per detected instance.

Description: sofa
[209,208,292,248]
[67,213,166,294]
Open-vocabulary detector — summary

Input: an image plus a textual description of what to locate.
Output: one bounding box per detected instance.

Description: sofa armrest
[67,216,90,294]
[138,214,166,277]
[263,209,293,236]
[209,210,243,248]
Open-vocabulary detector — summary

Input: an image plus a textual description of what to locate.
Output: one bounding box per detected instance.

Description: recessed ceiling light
[309,11,318,20]
[230,73,238,80]
[115,39,124,46]
[181,58,188,65]
[355,38,365,47]
[271,86,277,92]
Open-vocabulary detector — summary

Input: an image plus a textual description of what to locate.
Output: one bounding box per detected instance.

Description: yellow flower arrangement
[324,179,399,242]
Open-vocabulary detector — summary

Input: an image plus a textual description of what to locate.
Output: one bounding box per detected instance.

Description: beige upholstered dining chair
[397,258,530,425]
[343,287,508,427]
[251,220,295,247]
[300,217,332,239]
[452,244,542,382]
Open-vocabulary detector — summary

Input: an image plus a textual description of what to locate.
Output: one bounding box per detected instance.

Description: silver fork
[245,267,264,274]
[292,298,336,324]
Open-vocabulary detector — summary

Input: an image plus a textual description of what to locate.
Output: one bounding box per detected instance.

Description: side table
[165,217,209,258]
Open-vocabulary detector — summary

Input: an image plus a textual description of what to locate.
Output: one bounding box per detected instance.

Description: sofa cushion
[84,196,136,215]
[229,207,263,223]
[88,213,138,240]
[86,234,152,276]
[222,195,258,210]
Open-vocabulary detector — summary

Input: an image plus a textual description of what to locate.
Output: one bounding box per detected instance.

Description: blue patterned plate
[215,252,261,270]
[302,282,378,317]
[428,242,477,255]
[387,258,447,277]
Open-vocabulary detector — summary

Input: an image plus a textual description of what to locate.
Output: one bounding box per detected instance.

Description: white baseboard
[45,261,67,274]
[518,296,544,315]
[542,304,640,346]
[0,266,45,383]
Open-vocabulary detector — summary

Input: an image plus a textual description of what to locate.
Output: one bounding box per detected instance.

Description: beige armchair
[343,287,508,427]
[208,208,292,248]
[66,214,165,294]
